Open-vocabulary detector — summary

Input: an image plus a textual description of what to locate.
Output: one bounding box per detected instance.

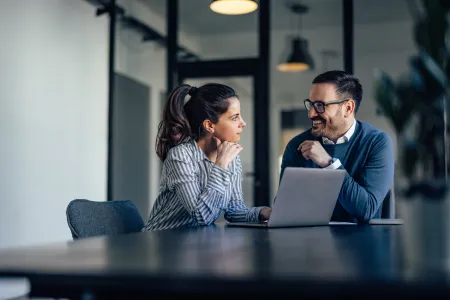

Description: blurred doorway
[112,73,150,219]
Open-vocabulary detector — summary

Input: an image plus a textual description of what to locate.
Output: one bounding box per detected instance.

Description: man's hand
[259,207,272,221]
[298,140,332,168]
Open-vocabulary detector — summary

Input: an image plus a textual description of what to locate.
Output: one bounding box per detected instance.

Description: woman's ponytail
[156,83,236,161]
[156,84,192,161]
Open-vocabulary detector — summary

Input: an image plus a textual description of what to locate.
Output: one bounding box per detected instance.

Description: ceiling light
[277,38,314,72]
[210,0,258,15]
[277,4,315,72]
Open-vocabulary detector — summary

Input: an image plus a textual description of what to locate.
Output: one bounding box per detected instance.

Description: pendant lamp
[277,4,314,72]
[210,0,258,15]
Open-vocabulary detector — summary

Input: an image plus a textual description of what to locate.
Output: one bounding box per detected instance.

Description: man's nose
[308,107,318,119]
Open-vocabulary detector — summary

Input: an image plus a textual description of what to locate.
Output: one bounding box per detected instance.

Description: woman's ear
[202,120,214,133]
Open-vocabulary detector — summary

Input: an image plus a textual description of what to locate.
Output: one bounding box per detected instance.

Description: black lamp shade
[277,38,315,72]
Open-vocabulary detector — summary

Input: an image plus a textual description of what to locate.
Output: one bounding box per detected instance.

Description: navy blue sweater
[280,121,394,223]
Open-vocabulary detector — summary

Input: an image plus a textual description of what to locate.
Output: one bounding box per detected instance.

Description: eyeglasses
[304,99,349,114]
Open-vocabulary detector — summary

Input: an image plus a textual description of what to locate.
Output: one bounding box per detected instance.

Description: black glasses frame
[304,99,350,114]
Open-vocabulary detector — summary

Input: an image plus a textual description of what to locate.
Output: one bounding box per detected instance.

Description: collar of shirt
[190,139,209,162]
[322,119,357,145]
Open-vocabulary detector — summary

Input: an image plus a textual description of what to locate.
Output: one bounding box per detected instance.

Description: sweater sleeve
[337,132,395,222]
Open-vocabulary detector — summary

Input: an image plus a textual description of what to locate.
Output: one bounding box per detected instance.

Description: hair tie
[188,86,198,96]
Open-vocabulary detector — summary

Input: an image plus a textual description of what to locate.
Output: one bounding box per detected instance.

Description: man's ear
[344,99,356,117]
[202,119,214,133]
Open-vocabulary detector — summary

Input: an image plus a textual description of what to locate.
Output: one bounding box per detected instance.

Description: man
[280,70,394,223]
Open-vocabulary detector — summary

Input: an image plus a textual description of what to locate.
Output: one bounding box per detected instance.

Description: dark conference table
[0,223,449,299]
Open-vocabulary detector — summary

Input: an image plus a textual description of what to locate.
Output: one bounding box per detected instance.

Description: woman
[142,83,271,231]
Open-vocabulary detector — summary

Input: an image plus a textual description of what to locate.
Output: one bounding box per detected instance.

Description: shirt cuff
[325,158,342,170]
[247,206,265,223]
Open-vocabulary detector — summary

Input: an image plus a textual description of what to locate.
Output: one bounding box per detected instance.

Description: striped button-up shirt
[142,139,266,231]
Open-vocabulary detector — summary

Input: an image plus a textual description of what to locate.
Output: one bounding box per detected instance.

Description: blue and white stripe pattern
[142,139,265,231]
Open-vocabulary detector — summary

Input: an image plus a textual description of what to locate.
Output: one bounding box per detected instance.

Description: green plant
[373,0,449,184]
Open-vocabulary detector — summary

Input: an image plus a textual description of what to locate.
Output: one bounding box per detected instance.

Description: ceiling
[140,0,413,35]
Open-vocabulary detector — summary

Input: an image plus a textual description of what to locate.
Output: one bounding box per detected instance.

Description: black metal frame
[343,0,354,74]
[88,0,199,60]
[167,0,271,207]
[176,58,259,79]
[89,0,118,201]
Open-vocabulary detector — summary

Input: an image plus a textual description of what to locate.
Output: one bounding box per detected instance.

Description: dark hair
[156,83,237,161]
[312,70,363,113]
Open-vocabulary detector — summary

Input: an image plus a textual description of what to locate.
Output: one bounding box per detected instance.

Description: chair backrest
[381,188,395,219]
[66,199,145,239]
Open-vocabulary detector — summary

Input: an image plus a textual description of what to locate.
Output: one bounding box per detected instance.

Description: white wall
[0,0,109,249]
[114,0,203,215]
[192,20,416,201]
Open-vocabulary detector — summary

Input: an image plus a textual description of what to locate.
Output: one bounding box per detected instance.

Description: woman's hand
[213,137,243,169]
[259,207,272,221]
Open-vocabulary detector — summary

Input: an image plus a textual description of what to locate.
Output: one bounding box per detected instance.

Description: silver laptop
[227,167,354,228]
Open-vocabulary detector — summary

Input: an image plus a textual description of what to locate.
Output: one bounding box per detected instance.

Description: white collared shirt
[322,119,356,169]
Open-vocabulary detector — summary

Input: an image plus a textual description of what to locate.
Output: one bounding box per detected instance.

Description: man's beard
[311,117,341,139]
[311,107,343,139]
[311,117,326,137]
[311,126,325,137]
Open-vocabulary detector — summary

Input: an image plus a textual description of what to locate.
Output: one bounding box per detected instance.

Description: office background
[0,0,416,249]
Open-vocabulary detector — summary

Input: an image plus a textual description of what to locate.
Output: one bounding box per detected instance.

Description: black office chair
[66,199,145,239]
[369,187,403,225]
[381,188,395,219]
